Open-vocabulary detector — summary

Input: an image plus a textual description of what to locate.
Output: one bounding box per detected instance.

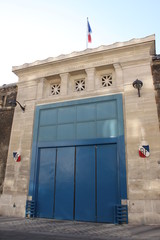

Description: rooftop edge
[12,34,155,72]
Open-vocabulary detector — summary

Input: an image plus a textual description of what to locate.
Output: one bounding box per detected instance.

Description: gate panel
[29,94,127,223]
[75,146,96,222]
[37,148,56,218]
[54,147,75,220]
[97,144,118,223]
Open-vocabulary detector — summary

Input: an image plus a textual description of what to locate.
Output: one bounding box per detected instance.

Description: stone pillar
[113,63,123,87]
[85,68,95,91]
[122,61,160,224]
[60,73,69,96]
[36,78,44,99]
[0,80,38,217]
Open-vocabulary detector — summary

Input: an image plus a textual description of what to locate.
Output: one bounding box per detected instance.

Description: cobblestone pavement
[0,216,160,240]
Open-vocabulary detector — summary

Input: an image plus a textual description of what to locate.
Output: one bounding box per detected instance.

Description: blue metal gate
[36,148,56,218]
[54,147,75,220]
[28,94,127,223]
[75,146,96,222]
[97,144,118,223]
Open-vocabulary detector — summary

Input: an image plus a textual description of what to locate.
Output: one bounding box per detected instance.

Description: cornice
[12,35,155,77]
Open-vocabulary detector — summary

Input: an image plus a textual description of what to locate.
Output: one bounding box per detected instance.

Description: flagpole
[86,17,88,49]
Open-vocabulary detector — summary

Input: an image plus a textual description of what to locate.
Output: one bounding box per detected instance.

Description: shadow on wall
[0,84,17,194]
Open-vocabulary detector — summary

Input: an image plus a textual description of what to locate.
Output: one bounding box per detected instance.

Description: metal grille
[25,200,35,218]
[51,84,61,95]
[115,205,128,224]
[101,74,112,87]
[75,80,85,91]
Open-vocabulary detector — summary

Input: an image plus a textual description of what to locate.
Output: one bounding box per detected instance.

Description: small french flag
[13,152,21,162]
[87,18,92,43]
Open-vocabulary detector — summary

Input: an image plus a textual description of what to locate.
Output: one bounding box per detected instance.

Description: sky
[0,0,160,86]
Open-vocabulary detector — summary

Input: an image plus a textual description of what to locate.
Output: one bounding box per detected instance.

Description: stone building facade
[0,84,17,194]
[0,35,160,224]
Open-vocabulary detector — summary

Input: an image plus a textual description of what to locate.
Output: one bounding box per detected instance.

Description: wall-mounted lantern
[9,100,25,112]
[132,79,143,97]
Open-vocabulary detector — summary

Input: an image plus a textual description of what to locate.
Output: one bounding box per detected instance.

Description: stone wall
[0,84,17,194]
[123,62,160,224]
[152,55,160,128]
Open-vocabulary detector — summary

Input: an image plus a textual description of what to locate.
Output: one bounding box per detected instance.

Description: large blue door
[37,148,56,218]
[29,95,127,223]
[36,144,120,222]
[97,144,118,223]
[54,147,75,220]
[75,146,96,222]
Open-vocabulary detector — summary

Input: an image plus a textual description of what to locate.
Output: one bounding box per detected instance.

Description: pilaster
[37,78,44,99]
[60,73,69,95]
[113,63,123,87]
[85,68,95,91]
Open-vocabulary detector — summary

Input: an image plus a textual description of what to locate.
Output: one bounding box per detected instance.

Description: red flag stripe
[88,34,91,43]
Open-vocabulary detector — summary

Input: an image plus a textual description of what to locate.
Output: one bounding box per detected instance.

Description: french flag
[87,18,92,43]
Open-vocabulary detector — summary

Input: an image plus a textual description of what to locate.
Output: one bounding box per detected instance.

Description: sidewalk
[0,216,160,240]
